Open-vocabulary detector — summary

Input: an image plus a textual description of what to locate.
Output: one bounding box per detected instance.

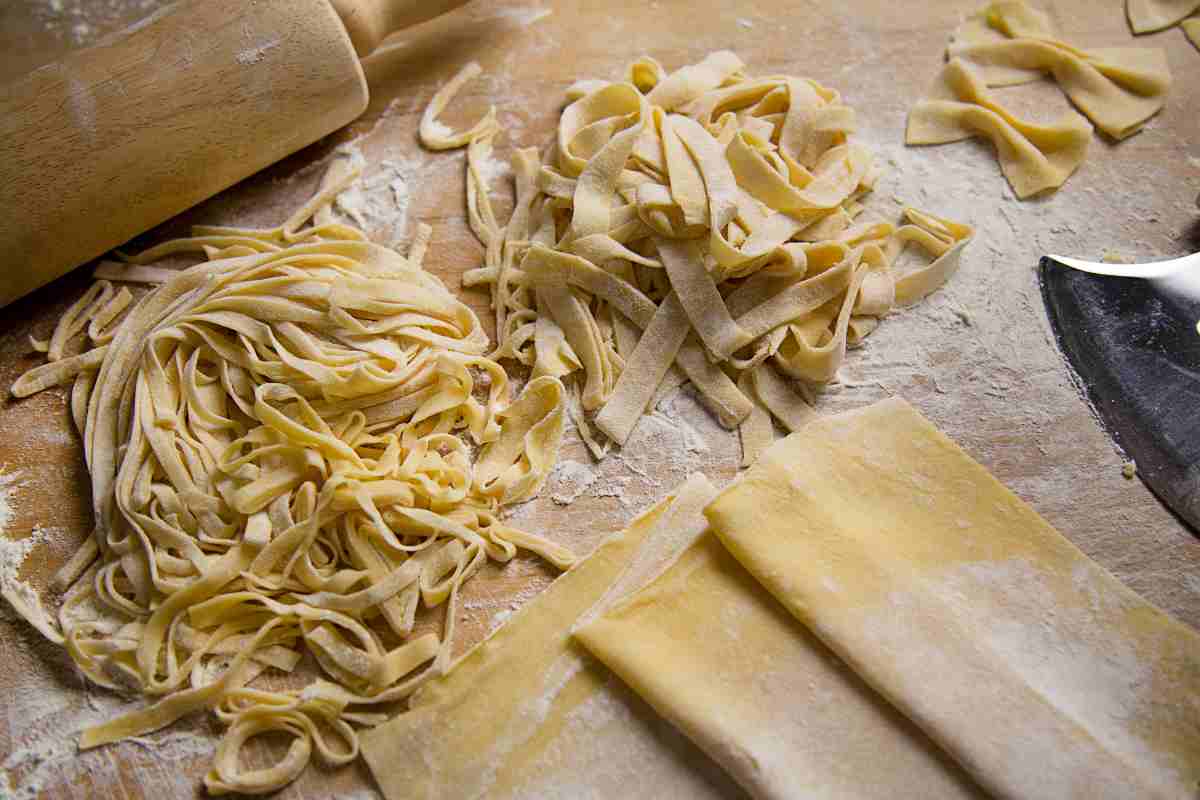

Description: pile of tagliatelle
[419,51,974,465]
[10,155,573,793]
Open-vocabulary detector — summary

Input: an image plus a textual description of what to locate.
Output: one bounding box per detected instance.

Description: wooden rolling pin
[0,0,468,309]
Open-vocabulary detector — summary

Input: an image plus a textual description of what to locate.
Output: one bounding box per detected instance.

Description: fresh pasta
[909,1,1171,197]
[424,55,973,466]
[1127,0,1200,34]
[10,154,571,795]
[1184,18,1200,49]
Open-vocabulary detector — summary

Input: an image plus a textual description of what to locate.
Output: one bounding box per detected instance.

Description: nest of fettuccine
[11,157,571,794]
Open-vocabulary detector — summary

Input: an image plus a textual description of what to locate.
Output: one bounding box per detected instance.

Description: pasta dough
[10,154,572,795]
[431,53,972,465]
[360,475,743,800]
[909,1,1171,195]
[575,533,986,800]
[907,60,1092,198]
[951,3,1171,139]
[1127,0,1200,33]
[1184,18,1200,48]
[705,398,1200,800]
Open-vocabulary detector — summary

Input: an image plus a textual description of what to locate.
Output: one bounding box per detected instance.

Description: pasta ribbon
[429,53,972,458]
[11,151,571,795]
[909,1,1171,196]
[1127,0,1200,34]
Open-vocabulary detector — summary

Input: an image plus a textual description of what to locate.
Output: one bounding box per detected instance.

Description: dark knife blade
[1039,256,1200,534]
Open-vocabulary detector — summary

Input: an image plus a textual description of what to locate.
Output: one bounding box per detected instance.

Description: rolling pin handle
[330,0,471,57]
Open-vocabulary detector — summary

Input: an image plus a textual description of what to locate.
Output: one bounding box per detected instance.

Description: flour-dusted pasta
[704,398,1200,800]
[907,60,1093,199]
[949,4,1171,140]
[1127,0,1200,34]
[428,53,973,464]
[10,153,571,795]
[1184,18,1200,49]
[909,1,1172,196]
[361,475,729,800]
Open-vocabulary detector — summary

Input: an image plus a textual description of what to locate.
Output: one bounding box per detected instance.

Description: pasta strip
[594,292,690,445]
[419,61,499,150]
[431,52,970,460]
[10,156,574,795]
[1128,0,1200,33]
[910,1,1171,198]
[655,237,752,359]
[1184,18,1200,48]
[908,59,1092,198]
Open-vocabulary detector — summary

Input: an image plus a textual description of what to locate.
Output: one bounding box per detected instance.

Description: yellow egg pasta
[910,1,1172,196]
[10,152,572,795]
[428,52,973,463]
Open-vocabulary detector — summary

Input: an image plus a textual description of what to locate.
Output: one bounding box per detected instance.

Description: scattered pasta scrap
[1184,18,1200,49]
[907,59,1093,198]
[361,474,727,800]
[9,154,572,795]
[909,1,1172,197]
[423,55,973,466]
[1127,0,1200,34]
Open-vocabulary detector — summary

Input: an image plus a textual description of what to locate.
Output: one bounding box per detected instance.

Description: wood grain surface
[0,0,368,309]
[1,1,1198,798]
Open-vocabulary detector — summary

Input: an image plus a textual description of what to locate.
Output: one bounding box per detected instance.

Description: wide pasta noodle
[909,1,1171,196]
[907,59,1093,199]
[426,52,973,460]
[10,154,572,795]
[1127,0,1200,34]
[1184,18,1200,49]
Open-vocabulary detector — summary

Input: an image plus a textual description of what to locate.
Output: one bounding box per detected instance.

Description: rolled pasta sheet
[362,474,733,800]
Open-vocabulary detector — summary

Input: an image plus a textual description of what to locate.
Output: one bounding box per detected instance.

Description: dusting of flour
[32,0,166,46]
[0,468,220,800]
[492,6,553,26]
[333,156,412,247]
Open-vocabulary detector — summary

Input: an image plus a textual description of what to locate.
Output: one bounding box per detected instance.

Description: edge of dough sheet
[704,396,1200,800]
[574,530,989,800]
[360,473,745,800]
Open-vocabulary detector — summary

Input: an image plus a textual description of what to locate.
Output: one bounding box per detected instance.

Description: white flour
[0,525,41,603]
[0,471,55,644]
[235,37,280,66]
[474,148,515,193]
[492,7,553,26]
[333,155,412,247]
[0,469,19,535]
[548,460,600,505]
[32,0,165,46]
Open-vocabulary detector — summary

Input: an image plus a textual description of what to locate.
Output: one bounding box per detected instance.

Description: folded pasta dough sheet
[705,397,1200,800]
[360,474,743,800]
[575,533,986,800]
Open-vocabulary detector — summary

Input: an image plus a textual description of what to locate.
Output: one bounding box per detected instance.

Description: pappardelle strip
[908,1,1171,197]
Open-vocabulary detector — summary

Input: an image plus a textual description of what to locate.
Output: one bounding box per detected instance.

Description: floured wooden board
[1,1,1198,798]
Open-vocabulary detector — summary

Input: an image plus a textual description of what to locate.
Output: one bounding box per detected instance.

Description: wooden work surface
[2,1,1198,797]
